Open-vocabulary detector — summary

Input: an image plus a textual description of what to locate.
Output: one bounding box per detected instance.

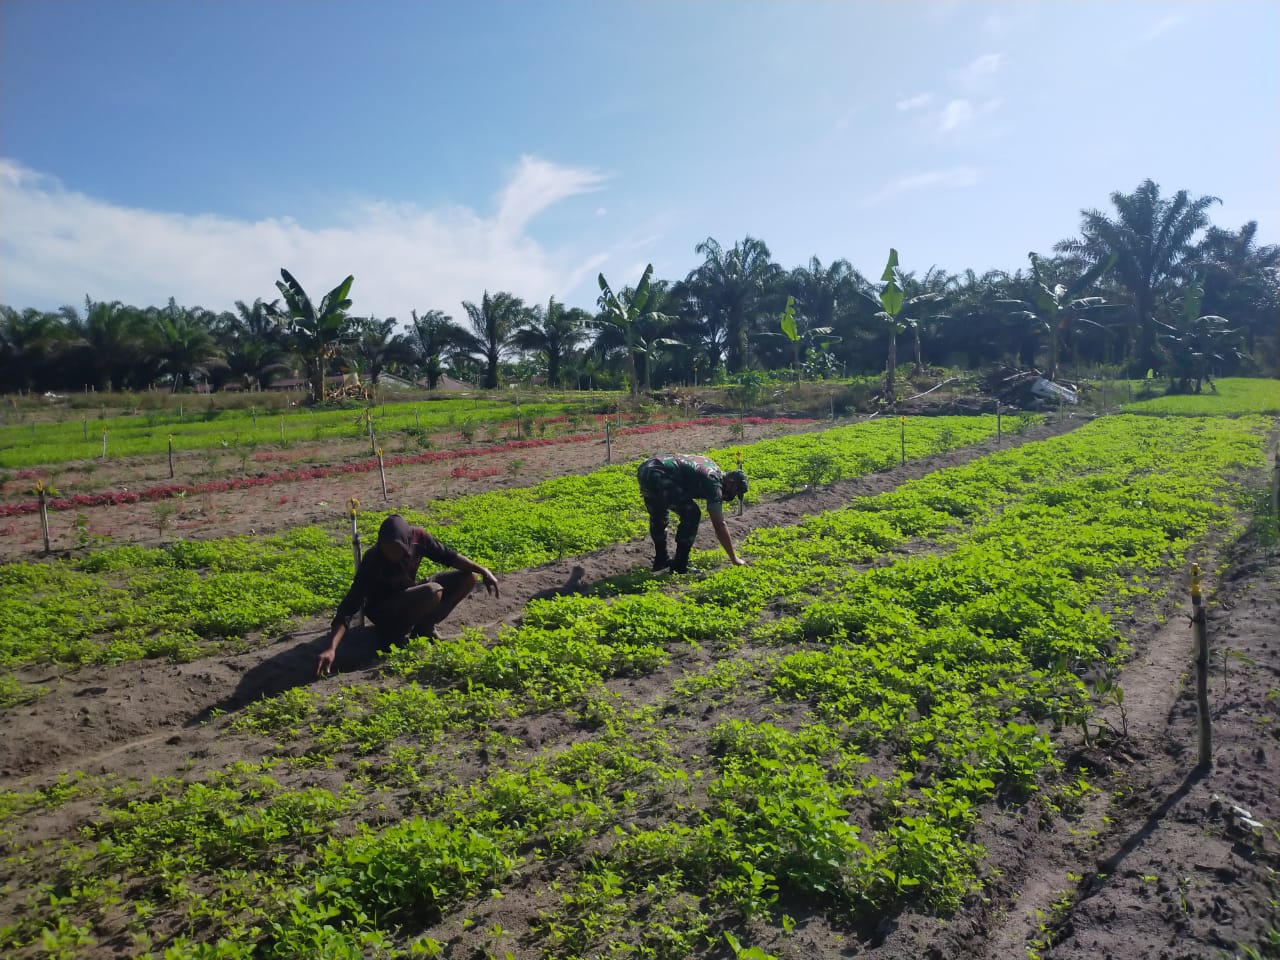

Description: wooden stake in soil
[167,434,174,479]
[279,415,285,443]
[37,480,50,554]
[1189,562,1211,770]
[101,430,108,460]
[736,450,745,517]
[900,415,906,465]
[82,412,88,441]
[996,401,1002,444]
[376,447,388,501]
[347,498,365,628]
[1272,448,1279,519]
[605,419,612,464]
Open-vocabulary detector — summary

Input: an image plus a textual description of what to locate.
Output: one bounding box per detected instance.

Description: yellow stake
[346,498,365,626]
[1189,562,1202,602]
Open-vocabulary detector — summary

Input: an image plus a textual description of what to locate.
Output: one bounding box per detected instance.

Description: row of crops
[3,377,1274,472]
[0,396,608,469]
[0,414,1010,684]
[0,409,1273,958]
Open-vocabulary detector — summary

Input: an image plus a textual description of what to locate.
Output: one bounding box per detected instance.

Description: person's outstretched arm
[454,553,500,596]
[317,562,371,676]
[708,509,747,566]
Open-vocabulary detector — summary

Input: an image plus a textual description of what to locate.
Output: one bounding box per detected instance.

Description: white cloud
[959,52,1005,87]
[494,154,608,233]
[896,92,933,111]
[864,167,981,206]
[938,98,975,133]
[0,157,612,320]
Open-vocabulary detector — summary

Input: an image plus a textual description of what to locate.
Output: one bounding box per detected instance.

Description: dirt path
[0,420,1078,788]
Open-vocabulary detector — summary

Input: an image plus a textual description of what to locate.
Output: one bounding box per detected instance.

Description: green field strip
[0,398,597,469]
[1118,376,1280,416]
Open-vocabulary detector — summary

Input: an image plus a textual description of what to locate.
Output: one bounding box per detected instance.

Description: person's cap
[377,514,414,550]
[725,469,748,499]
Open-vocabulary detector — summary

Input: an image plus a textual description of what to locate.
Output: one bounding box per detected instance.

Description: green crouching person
[636,454,748,573]
[317,514,498,677]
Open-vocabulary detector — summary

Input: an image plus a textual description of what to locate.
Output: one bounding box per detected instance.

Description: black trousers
[366,569,474,643]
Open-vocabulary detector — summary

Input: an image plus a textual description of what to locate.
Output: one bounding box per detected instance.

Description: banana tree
[597,264,673,397]
[268,269,355,402]
[867,249,907,401]
[771,294,839,384]
[1158,274,1244,394]
[999,252,1117,379]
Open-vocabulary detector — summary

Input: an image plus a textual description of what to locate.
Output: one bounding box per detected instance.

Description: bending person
[636,454,748,573]
[317,514,498,676]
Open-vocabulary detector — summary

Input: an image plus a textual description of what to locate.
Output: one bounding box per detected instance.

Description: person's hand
[316,646,337,678]
[479,567,500,597]
[732,556,749,567]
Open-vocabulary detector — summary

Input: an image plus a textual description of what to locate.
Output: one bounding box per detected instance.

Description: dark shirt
[331,526,461,630]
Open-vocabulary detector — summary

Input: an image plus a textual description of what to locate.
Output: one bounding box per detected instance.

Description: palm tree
[1055,179,1219,373]
[153,298,219,392]
[596,264,676,396]
[409,309,472,388]
[996,254,1117,379]
[1196,221,1280,368]
[512,297,587,387]
[461,291,525,389]
[1159,274,1245,393]
[689,236,785,372]
[898,266,955,375]
[70,297,150,392]
[789,257,862,332]
[666,277,728,380]
[217,298,289,389]
[267,270,356,403]
[353,316,414,385]
[0,307,68,392]
[930,269,1026,368]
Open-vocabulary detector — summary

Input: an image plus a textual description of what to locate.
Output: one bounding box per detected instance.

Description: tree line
[3,179,1276,402]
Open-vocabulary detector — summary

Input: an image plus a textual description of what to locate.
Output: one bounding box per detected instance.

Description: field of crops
[1,381,1279,960]
[0,415,1007,688]
[0,396,608,470]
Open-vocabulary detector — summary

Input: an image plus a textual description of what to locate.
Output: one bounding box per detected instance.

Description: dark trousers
[644,496,701,554]
[637,457,702,557]
[366,569,475,643]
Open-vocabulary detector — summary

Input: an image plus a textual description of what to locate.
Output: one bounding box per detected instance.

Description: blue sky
[2,0,1277,322]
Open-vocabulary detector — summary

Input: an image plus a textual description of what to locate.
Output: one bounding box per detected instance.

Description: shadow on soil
[185,625,393,728]
[1069,764,1208,906]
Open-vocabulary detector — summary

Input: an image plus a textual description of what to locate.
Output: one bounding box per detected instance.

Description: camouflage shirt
[638,454,727,512]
